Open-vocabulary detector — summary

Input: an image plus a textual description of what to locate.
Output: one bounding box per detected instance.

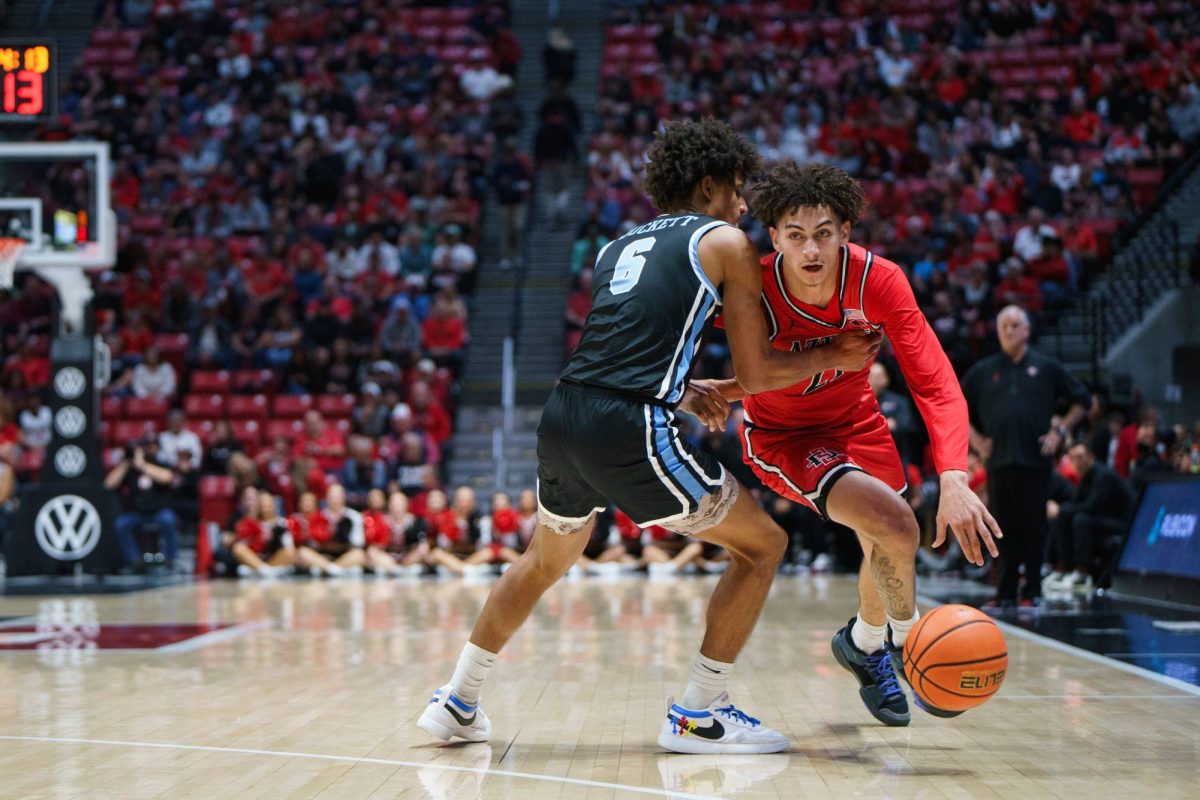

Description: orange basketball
[903,604,1007,712]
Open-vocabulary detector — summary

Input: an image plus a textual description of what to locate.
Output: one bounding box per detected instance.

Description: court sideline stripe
[0,735,725,800]
[154,620,271,653]
[916,594,1200,698]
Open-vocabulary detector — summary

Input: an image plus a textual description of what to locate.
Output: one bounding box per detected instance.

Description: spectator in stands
[535,82,580,226]
[564,268,593,357]
[105,438,180,572]
[187,299,233,369]
[256,306,303,370]
[131,345,177,400]
[1167,83,1200,144]
[544,28,577,84]
[378,298,421,366]
[1044,441,1134,595]
[158,409,203,467]
[570,221,608,275]
[17,392,51,454]
[201,419,244,476]
[409,381,452,447]
[339,434,388,509]
[353,384,391,439]
[430,225,477,293]
[460,51,511,102]
[422,290,468,374]
[1012,208,1057,263]
[293,409,346,476]
[494,138,532,269]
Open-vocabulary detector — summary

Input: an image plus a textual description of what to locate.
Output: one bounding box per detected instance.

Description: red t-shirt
[729,245,969,475]
[422,316,466,351]
[414,401,452,444]
[362,510,388,548]
[1064,110,1101,144]
[292,428,346,473]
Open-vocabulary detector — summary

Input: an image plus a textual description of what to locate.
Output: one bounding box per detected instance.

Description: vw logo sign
[55,406,87,438]
[54,367,86,400]
[54,446,87,478]
[35,495,102,560]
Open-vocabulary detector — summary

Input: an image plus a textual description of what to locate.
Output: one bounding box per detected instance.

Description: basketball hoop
[0,236,27,291]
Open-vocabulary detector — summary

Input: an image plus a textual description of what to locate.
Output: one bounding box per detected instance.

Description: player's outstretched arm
[934,470,1003,566]
[701,228,879,394]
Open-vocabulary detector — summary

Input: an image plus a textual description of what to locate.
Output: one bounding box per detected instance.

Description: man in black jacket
[1044,442,1134,595]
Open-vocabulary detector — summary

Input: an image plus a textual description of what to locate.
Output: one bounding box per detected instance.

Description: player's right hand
[824,332,882,373]
[679,380,731,433]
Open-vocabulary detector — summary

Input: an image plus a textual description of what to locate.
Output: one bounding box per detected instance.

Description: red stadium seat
[183,393,227,420]
[315,394,355,419]
[273,395,313,418]
[226,394,269,421]
[108,419,158,446]
[100,396,124,419]
[124,396,169,422]
[200,475,237,530]
[265,419,303,441]
[190,370,231,394]
[229,419,263,447]
[185,419,216,445]
[231,369,276,394]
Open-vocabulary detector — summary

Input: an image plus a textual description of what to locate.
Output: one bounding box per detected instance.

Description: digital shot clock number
[0,41,56,122]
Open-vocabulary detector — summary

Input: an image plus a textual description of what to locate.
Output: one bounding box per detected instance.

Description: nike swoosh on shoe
[446,697,477,726]
[668,714,725,740]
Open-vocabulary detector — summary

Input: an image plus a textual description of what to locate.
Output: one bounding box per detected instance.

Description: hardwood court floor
[0,573,1198,799]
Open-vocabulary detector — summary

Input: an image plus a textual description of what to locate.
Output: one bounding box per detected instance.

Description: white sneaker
[1065,572,1094,596]
[463,563,493,579]
[648,562,678,577]
[401,564,426,578]
[656,693,788,754]
[590,561,623,577]
[325,565,346,577]
[236,564,255,578]
[417,685,491,743]
[565,563,585,579]
[1042,571,1066,591]
[811,553,834,572]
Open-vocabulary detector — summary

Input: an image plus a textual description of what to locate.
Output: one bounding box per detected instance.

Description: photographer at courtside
[104,437,181,572]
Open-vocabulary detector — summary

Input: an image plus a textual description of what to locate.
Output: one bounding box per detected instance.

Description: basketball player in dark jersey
[419,119,880,754]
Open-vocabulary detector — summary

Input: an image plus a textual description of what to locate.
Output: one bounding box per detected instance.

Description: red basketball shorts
[740,412,907,517]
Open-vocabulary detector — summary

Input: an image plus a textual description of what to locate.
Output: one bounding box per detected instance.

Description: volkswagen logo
[35,495,102,560]
[54,367,86,400]
[54,446,87,478]
[55,406,87,439]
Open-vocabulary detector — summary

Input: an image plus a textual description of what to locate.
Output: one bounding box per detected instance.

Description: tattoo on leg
[872,554,915,619]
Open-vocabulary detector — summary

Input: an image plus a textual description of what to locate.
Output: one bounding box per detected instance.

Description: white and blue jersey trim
[642,404,725,524]
[656,286,717,404]
[688,219,727,302]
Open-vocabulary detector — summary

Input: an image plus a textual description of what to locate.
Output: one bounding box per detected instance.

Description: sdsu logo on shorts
[805,448,842,469]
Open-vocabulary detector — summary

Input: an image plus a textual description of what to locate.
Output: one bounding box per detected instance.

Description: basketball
[903,605,1008,713]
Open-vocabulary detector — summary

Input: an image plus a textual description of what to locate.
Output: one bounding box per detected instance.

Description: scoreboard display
[0,40,56,122]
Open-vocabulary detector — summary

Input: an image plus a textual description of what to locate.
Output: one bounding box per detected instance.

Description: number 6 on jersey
[610,237,656,295]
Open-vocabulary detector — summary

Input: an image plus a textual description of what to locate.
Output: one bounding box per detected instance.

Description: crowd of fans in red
[568,0,1200,372]
[0,0,525,568]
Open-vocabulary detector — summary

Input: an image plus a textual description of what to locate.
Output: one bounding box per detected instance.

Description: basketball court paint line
[153,620,271,653]
[0,735,726,800]
[916,594,1200,697]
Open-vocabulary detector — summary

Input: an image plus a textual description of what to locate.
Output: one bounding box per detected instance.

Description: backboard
[0,141,115,332]
[0,141,114,270]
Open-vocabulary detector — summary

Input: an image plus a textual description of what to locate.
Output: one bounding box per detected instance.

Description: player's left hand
[679,380,731,433]
[934,470,1003,567]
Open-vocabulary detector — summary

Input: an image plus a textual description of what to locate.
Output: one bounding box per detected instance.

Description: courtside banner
[1119,477,1200,581]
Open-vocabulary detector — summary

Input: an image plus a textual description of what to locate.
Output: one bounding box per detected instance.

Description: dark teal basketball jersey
[559,213,728,405]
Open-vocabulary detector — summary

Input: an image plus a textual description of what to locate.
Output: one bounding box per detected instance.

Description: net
[0,236,26,290]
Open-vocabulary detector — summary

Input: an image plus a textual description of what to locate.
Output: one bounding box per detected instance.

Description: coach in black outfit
[961,305,1090,607]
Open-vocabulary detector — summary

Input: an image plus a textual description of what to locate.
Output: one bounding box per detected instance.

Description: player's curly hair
[751,161,867,228]
[643,118,762,212]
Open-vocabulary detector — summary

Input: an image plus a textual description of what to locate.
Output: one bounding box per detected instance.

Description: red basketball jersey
[742,243,968,474]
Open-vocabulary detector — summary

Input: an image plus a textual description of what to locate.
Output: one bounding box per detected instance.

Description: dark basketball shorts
[741,412,907,518]
[537,382,730,532]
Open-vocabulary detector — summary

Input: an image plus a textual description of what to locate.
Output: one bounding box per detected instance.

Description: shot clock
[0,41,56,122]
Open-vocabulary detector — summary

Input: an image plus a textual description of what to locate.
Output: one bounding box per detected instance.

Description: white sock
[851,616,887,654]
[887,609,920,649]
[679,653,734,710]
[449,642,497,706]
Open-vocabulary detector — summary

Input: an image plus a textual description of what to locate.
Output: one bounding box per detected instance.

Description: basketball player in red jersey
[695,162,1003,725]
